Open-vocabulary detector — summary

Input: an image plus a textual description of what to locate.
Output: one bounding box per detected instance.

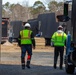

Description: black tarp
[38,13,59,38]
[27,19,38,36]
[2,20,8,37]
[10,21,23,38]
[38,13,59,46]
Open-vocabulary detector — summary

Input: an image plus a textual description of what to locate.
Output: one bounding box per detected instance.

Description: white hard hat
[24,23,31,28]
[58,25,63,29]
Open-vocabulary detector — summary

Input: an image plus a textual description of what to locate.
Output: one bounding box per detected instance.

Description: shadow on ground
[0,64,75,75]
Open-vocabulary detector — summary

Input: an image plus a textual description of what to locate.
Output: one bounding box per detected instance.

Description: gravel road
[0,45,76,75]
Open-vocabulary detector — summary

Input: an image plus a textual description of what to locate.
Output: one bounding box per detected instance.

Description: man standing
[18,23,35,69]
[51,25,67,69]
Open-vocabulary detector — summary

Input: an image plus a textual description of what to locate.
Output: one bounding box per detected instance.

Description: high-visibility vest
[51,31,67,46]
[20,29,32,44]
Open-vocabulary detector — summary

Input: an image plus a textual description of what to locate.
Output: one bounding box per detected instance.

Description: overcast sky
[2,0,64,6]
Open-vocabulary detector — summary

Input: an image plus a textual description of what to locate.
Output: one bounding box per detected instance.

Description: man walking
[51,25,67,69]
[17,23,35,69]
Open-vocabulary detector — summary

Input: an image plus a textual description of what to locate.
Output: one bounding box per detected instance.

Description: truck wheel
[65,64,75,74]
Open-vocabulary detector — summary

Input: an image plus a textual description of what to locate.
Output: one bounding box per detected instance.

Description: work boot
[22,63,25,70]
[26,64,30,69]
[60,64,63,70]
[21,58,25,69]
[60,66,63,70]
[54,64,57,69]
[26,61,30,69]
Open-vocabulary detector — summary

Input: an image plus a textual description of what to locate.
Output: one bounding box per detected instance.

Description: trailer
[9,13,59,45]
[27,19,39,36]
[10,21,23,42]
[38,13,59,46]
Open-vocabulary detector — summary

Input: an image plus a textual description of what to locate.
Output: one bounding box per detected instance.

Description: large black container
[27,19,38,36]
[2,20,8,37]
[10,21,23,39]
[38,13,59,45]
[38,13,59,38]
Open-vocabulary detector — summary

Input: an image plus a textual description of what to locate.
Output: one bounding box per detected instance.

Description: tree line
[2,1,71,22]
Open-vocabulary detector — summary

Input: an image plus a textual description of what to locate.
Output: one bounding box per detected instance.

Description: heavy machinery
[64,0,76,74]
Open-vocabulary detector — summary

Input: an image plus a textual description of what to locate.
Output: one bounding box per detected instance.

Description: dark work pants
[21,45,32,65]
[54,46,64,67]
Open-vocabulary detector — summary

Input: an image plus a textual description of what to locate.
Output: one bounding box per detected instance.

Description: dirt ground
[1,41,54,52]
[0,41,76,75]
[0,41,54,64]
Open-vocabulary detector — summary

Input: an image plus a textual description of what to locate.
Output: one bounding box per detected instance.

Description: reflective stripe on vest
[21,30,31,39]
[55,32,64,43]
[54,32,65,46]
[20,30,32,44]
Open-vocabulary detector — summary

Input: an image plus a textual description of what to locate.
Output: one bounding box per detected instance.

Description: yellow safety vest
[20,29,32,44]
[51,31,67,46]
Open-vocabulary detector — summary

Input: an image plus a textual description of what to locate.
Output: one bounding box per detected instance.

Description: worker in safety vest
[17,23,35,69]
[51,25,67,70]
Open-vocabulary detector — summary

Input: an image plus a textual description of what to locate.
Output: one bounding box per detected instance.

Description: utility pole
[0,0,2,63]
